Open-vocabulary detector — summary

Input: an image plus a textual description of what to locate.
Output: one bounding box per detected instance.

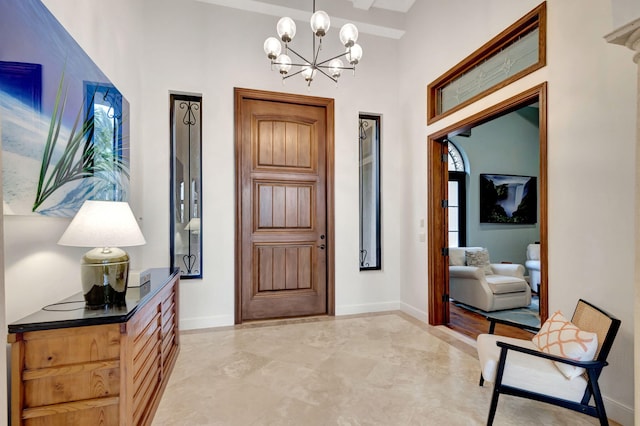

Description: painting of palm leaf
[32,72,129,213]
[1,0,130,216]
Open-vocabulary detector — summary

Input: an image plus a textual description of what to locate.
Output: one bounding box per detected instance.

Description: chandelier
[263,0,363,86]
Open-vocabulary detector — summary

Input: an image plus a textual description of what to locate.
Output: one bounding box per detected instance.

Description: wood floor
[447,302,536,340]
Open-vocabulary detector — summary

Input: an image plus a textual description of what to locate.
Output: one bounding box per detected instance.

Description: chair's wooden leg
[587,369,609,426]
[487,347,509,426]
[488,320,496,335]
[487,386,500,426]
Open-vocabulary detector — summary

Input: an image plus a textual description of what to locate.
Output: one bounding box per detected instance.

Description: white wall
[1,1,146,420]
[2,0,404,356]
[138,0,404,328]
[1,0,636,424]
[399,0,636,423]
[610,0,640,28]
[0,106,7,426]
[2,0,146,324]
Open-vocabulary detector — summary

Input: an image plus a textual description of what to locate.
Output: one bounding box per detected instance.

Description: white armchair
[477,300,621,425]
[525,243,541,292]
[449,247,531,312]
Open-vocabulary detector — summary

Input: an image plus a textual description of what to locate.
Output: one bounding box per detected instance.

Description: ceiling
[195,0,416,39]
[346,0,416,13]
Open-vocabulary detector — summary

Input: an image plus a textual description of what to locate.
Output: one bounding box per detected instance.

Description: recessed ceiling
[348,0,416,13]
[195,0,413,39]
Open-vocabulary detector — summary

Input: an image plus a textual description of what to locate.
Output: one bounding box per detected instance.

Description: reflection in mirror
[170,94,202,278]
[85,83,129,202]
[359,114,381,270]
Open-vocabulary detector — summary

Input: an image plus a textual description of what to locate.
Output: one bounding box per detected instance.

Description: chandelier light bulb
[310,10,330,37]
[276,54,292,75]
[263,37,282,60]
[277,17,296,42]
[346,43,363,65]
[263,2,363,86]
[301,63,316,81]
[329,59,344,78]
[339,23,358,47]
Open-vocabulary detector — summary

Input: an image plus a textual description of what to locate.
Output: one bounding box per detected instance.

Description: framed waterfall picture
[0,0,129,217]
[479,174,537,224]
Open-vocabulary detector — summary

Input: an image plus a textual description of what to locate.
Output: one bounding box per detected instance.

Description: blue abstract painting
[0,0,129,216]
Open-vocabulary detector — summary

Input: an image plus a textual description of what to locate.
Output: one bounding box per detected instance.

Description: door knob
[318,244,325,250]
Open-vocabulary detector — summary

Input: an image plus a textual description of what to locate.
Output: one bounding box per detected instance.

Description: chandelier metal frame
[263,0,363,86]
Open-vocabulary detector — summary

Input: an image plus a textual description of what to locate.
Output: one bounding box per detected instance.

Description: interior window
[448,141,466,247]
[359,114,381,270]
[170,93,203,279]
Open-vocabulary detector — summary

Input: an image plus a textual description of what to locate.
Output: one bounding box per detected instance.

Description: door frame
[234,87,335,324]
[427,82,548,325]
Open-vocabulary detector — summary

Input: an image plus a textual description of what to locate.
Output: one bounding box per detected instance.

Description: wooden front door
[235,88,334,322]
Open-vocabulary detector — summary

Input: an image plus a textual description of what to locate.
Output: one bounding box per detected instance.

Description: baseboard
[399,302,428,322]
[335,301,400,316]
[180,303,403,329]
[605,395,634,426]
[179,314,234,330]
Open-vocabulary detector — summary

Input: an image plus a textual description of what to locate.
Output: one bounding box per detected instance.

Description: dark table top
[8,267,179,334]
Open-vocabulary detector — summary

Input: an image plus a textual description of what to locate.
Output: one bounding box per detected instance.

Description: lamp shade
[339,23,358,47]
[301,64,316,81]
[310,10,330,37]
[263,37,282,59]
[184,217,201,233]
[277,17,296,42]
[58,200,146,248]
[346,43,363,65]
[276,54,292,74]
[329,59,344,78]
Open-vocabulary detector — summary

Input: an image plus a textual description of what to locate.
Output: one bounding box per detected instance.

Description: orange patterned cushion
[532,311,598,379]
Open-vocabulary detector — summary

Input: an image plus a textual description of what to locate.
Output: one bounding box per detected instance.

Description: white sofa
[525,243,541,293]
[449,247,531,312]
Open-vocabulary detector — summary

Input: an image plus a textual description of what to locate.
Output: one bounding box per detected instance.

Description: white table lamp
[58,200,146,308]
[184,217,200,234]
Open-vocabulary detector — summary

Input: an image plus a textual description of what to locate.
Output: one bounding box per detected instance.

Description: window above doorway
[427,2,546,124]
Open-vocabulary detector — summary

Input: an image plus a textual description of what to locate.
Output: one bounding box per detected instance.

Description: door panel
[236,90,332,322]
[257,121,313,168]
[256,183,312,229]
[256,245,312,290]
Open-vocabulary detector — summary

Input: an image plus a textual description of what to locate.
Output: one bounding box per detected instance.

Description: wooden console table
[7,267,180,425]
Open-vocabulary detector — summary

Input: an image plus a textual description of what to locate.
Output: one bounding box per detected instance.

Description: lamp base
[81,247,130,309]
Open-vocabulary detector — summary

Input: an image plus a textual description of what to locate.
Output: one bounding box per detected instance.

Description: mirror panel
[170,93,202,278]
[359,114,381,270]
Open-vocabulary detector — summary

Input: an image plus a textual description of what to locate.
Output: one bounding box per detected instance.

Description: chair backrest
[526,243,540,260]
[571,299,621,362]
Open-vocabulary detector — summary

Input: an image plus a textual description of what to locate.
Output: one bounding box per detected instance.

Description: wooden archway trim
[427,82,548,325]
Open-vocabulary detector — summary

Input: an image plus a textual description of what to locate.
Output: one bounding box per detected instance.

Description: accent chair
[477,299,621,425]
[449,247,531,312]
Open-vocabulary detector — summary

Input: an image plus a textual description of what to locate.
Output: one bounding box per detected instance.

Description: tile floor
[153,312,606,425]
